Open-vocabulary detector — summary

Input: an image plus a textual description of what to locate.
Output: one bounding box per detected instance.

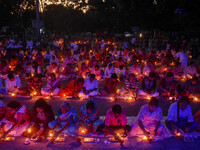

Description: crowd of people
[0,35,200,142]
[0,97,200,142]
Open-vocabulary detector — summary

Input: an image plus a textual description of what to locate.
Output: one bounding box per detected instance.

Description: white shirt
[44,53,52,59]
[71,43,78,51]
[138,104,162,127]
[176,52,188,62]
[104,66,114,78]
[5,76,21,92]
[83,77,99,91]
[26,40,33,48]
[167,102,194,122]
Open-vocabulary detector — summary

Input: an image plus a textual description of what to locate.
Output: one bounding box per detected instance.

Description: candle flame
[11,93,15,96]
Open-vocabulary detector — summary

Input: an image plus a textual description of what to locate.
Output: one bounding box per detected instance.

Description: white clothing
[83,77,99,91]
[31,66,42,74]
[138,89,159,97]
[71,43,78,51]
[167,102,194,123]
[5,76,21,93]
[104,66,114,78]
[44,53,52,60]
[115,68,126,77]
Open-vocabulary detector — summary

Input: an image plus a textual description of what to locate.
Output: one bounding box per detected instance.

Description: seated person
[130,97,168,138]
[0,60,10,79]
[129,62,142,79]
[30,61,42,77]
[45,62,59,78]
[99,73,119,96]
[59,78,84,97]
[19,74,42,96]
[186,61,199,79]
[120,73,139,98]
[91,65,102,80]
[0,100,6,121]
[157,62,169,78]
[183,76,200,96]
[28,99,54,139]
[139,72,159,97]
[77,100,102,134]
[166,97,197,134]
[41,73,61,96]
[79,74,99,99]
[79,62,90,79]
[103,63,114,79]
[159,72,181,98]
[143,60,155,76]
[0,101,31,136]
[173,62,184,79]
[100,104,131,137]
[60,63,74,80]
[115,65,126,81]
[48,102,77,136]
[5,72,21,94]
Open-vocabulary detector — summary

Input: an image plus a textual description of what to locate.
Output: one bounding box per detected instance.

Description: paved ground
[1,136,200,150]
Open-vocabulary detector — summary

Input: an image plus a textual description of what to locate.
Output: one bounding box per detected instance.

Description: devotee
[138,71,159,97]
[186,61,199,79]
[159,72,181,98]
[91,65,102,80]
[115,65,126,81]
[99,73,119,96]
[59,78,84,98]
[45,62,59,78]
[77,100,102,134]
[173,62,184,79]
[41,73,61,96]
[48,102,77,136]
[5,72,21,94]
[79,62,90,79]
[30,61,42,76]
[120,73,139,98]
[0,101,31,136]
[183,75,200,95]
[100,104,131,137]
[194,111,200,132]
[166,97,197,134]
[103,63,114,79]
[29,99,54,140]
[79,74,99,99]
[26,38,33,50]
[49,55,59,66]
[130,97,168,138]
[129,62,142,79]
[143,60,155,76]
[176,50,188,74]
[18,74,42,96]
[60,63,74,80]
[44,50,52,64]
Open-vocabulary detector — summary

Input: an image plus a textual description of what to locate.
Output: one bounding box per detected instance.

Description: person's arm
[185,106,194,132]
[167,103,177,134]
[138,120,149,137]
[154,121,160,136]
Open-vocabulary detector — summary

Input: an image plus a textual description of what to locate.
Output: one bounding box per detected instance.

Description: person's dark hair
[111,73,117,79]
[179,97,190,104]
[112,104,122,114]
[8,72,14,80]
[95,65,100,69]
[77,78,84,83]
[167,72,174,78]
[119,65,123,69]
[149,97,159,107]
[90,73,95,79]
[149,71,156,78]
[7,101,20,109]
[86,101,95,110]
[33,98,52,113]
[108,63,112,67]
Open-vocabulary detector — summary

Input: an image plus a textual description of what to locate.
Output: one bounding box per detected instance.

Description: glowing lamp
[194,97,198,102]
[28,128,31,133]
[11,93,15,97]
[128,97,132,100]
[142,136,148,140]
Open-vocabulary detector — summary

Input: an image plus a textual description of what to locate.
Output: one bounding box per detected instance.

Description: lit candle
[142,136,148,140]
[28,128,31,133]
[194,97,198,102]
[128,97,132,100]
[11,93,15,97]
